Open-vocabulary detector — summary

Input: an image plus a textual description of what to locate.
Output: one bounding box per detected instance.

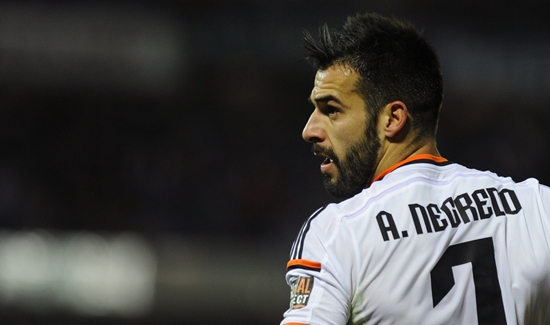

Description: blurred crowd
[0,0,549,242]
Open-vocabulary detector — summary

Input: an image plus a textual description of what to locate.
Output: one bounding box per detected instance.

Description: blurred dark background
[0,0,549,324]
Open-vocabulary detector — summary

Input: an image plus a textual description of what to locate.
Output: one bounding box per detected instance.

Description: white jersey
[281,154,550,325]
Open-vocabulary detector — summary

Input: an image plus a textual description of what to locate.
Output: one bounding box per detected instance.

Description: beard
[313,120,381,199]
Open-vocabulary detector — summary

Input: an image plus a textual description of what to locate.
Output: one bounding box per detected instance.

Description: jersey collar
[370,154,448,186]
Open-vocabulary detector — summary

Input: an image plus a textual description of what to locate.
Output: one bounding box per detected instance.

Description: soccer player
[281,12,550,325]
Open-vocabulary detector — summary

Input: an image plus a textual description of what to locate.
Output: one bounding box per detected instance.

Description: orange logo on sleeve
[290,276,314,309]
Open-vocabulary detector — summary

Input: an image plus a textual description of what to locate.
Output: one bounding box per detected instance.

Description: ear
[382,101,409,138]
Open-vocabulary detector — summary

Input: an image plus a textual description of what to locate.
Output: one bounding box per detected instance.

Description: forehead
[310,64,360,101]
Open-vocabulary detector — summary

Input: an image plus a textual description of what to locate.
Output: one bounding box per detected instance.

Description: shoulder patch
[290,276,314,309]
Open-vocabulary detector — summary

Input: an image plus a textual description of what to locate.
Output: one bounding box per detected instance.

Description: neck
[372,138,440,183]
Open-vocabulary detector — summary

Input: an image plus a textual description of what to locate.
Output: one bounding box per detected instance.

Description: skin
[303,64,441,197]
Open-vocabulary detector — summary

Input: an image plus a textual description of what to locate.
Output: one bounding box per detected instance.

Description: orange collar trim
[370,154,448,185]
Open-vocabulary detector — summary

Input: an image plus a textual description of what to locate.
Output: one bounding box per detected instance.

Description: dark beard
[315,120,381,199]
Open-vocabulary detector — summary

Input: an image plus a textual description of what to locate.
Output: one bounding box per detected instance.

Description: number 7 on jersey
[430,237,507,324]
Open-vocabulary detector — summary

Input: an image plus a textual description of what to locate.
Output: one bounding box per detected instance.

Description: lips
[314,150,336,173]
[312,144,337,172]
[320,156,335,173]
[321,157,333,166]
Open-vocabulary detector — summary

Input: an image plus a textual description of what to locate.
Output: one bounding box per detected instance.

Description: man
[281,12,550,325]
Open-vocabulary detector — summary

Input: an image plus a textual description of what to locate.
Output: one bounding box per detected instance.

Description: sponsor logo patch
[290,276,314,309]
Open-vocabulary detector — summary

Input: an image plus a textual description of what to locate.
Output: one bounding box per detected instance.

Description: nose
[302,109,325,143]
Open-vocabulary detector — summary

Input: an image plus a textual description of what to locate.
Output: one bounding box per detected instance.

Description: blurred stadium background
[0,0,549,324]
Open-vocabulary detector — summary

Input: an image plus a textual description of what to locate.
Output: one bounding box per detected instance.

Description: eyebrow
[308,95,345,106]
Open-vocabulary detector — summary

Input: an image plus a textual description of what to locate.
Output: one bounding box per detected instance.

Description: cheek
[332,112,369,154]
[334,128,364,158]
[343,120,369,143]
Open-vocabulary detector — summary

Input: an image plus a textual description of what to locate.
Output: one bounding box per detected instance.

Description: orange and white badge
[289,276,314,309]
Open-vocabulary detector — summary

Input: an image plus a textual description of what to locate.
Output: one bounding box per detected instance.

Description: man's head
[302,13,444,198]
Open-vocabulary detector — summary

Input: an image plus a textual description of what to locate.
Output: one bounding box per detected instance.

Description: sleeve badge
[289,275,314,309]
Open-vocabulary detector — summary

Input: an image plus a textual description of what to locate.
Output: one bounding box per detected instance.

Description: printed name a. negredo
[376,187,522,241]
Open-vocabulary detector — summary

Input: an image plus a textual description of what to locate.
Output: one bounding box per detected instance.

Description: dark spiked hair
[304,13,444,139]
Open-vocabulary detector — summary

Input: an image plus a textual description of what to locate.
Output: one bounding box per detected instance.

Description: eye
[325,105,339,117]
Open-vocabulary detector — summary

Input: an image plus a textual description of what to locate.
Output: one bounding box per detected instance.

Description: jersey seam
[291,206,327,260]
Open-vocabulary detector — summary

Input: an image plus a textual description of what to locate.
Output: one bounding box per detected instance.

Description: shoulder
[514,177,550,211]
[289,196,370,263]
[373,161,525,191]
[307,191,379,233]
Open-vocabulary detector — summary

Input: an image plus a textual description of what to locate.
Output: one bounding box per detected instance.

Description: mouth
[312,144,337,173]
[315,152,336,173]
[321,157,334,166]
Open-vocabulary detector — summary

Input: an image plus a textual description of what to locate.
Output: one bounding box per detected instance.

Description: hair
[303,13,444,139]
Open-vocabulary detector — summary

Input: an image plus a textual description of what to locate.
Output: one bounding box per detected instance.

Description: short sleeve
[280,209,352,325]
